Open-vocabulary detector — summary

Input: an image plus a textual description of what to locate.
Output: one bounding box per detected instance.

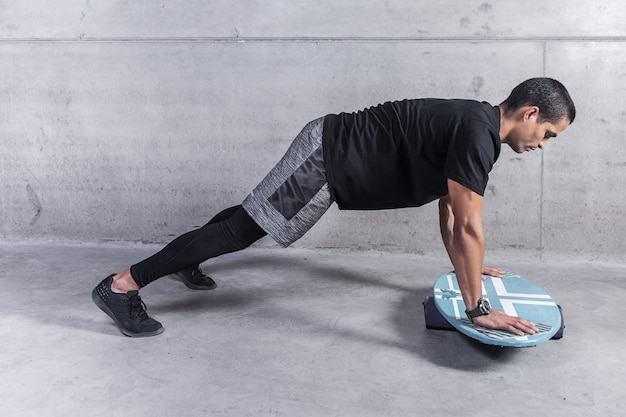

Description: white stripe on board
[499,299,558,317]
[490,277,552,299]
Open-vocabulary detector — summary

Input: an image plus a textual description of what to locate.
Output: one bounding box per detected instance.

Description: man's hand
[472,310,538,336]
[481,265,504,279]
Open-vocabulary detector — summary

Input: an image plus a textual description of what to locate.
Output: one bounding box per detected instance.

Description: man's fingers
[507,320,537,336]
[474,311,538,336]
[505,325,525,337]
[481,265,505,278]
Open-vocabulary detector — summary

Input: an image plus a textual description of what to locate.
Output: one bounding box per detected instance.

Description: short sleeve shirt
[322,99,501,210]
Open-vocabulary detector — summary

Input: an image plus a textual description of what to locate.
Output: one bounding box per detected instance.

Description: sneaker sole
[91,287,165,338]
[182,280,217,291]
[174,271,217,291]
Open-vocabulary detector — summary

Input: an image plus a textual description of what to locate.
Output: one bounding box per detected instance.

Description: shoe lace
[128,294,150,321]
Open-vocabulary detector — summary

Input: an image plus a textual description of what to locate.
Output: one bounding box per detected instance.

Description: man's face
[506,110,571,154]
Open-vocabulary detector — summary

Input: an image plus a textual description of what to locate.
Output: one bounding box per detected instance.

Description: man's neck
[498,104,513,143]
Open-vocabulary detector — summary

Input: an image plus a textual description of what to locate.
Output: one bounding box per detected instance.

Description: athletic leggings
[130,205,267,287]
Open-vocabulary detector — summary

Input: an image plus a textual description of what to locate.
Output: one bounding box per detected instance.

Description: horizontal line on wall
[1,36,626,44]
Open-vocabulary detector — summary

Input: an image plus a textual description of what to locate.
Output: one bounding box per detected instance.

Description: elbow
[452,221,484,245]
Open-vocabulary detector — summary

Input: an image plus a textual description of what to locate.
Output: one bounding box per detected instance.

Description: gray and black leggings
[130,205,267,287]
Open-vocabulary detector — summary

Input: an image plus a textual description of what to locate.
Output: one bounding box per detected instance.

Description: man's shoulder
[439,99,500,128]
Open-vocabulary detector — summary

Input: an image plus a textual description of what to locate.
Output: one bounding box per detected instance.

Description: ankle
[111,271,140,293]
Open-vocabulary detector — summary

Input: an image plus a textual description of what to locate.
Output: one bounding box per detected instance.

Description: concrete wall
[1,1,625,263]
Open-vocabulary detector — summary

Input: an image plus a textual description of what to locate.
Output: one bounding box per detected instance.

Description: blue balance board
[431,271,562,347]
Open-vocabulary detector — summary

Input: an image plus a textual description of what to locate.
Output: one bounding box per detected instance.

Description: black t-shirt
[322,99,501,210]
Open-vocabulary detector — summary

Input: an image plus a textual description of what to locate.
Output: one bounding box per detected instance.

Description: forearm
[451,225,485,310]
[445,179,485,311]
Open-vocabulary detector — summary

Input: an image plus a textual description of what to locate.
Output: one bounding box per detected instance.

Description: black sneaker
[173,266,217,290]
[92,275,164,337]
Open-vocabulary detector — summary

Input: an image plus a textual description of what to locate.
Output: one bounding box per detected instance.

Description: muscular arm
[440,194,504,278]
[445,179,485,312]
[441,179,537,336]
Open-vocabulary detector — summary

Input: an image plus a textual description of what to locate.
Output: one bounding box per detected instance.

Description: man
[92,77,576,338]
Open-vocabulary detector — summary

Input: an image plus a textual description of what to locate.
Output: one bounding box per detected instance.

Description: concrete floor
[1,241,624,417]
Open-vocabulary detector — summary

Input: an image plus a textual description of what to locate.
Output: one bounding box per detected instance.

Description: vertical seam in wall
[539,41,547,262]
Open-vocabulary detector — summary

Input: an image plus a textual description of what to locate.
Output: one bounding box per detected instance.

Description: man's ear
[524,106,540,121]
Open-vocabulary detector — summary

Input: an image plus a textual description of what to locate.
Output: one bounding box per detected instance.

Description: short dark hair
[502,78,576,124]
